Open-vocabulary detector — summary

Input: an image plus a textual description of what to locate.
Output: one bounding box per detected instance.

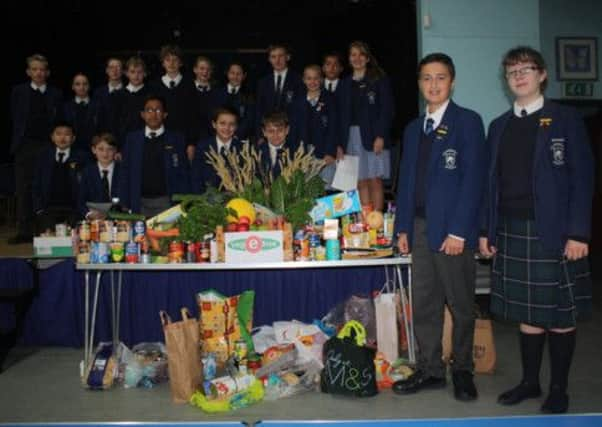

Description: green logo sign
[227,236,281,253]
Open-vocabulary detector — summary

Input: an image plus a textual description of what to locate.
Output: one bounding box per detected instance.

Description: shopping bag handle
[337,320,367,346]
[159,310,172,327]
[181,307,193,320]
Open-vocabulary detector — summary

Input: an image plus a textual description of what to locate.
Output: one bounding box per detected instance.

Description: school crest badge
[172,153,179,168]
[286,90,294,103]
[321,115,328,127]
[442,149,457,170]
[367,91,376,105]
[550,141,565,166]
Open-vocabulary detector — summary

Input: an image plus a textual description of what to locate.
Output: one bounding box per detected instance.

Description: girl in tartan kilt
[480,46,594,414]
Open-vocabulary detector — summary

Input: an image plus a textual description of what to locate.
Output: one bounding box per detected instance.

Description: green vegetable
[176,191,232,242]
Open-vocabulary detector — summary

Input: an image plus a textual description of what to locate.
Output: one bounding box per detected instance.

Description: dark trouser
[14,138,46,237]
[412,218,476,377]
[35,206,79,235]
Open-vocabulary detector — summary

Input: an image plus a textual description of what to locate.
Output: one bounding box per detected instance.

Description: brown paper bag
[473,318,496,374]
[441,306,497,374]
[160,308,203,404]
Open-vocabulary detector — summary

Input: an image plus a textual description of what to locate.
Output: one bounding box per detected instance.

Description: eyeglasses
[143,108,163,114]
[505,66,538,79]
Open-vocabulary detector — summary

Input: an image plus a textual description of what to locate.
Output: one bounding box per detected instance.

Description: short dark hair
[502,46,547,91]
[322,51,343,66]
[418,53,456,80]
[91,132,117,148]
[212,106,239,123]
[52,120,74,133]
[142,94,167,112]
[267,43,291,56]
[159,44,183,61]
[262,111,289,128]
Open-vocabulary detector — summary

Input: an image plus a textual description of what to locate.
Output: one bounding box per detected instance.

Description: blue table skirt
[1,258,390,347]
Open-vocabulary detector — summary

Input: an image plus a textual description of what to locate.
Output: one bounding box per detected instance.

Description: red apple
[237,223,250,232]
[254,218,263,226]
[226,223,238,232]
[238,216,251,225]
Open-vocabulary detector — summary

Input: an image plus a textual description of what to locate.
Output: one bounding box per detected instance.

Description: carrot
[146,228,180,239]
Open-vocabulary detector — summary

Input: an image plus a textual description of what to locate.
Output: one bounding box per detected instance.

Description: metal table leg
[87,271,102,367]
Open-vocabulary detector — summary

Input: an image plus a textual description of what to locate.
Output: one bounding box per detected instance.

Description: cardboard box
[225,231,283,263]
[310,190,362,222]
[33,237,73,257]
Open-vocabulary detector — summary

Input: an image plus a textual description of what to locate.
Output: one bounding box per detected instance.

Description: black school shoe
[452,370,478,401]
[392,370,446,394]
[497,381,542,405]
[541,386,569,414]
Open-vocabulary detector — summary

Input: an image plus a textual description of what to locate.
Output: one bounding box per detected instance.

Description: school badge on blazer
[550,139,565,166]
[367,91,376,105]
[172,153,179,168]
[442,149,458,170]
[285,90,294,104]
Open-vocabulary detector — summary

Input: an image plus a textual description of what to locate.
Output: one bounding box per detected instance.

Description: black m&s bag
[320,320,378,397]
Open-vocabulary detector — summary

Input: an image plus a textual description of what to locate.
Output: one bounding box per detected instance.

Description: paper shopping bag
[160,308,202,403]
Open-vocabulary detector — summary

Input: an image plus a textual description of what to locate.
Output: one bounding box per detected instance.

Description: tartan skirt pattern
[490,216,592,328]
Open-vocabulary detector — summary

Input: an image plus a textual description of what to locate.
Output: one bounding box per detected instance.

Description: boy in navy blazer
[93,57,123,134]
[152,45,197,160]
[190,55,220,160]
[255,44,303,143]
[63,73,99,155]
[191,107,242,194]
[119,95,190,217]
[10,54,64,243]
[111,56,150,149]
[322,52,344,95]
[32,122,87,233]
[79,132,120,218]
[393,54,486,402]
[257,111,295,181]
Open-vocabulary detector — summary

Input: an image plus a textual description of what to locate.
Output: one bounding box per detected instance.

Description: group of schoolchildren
[9,40,594,415]
[10,41,394,241]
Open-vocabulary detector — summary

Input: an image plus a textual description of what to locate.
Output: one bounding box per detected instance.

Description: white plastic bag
[251,325,277,354]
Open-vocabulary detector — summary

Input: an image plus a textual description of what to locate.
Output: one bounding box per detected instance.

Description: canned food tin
[186,241,197,263]
[110,242,125,263]
[133,220,146,243]
[202,353,217,381]
[89,220,100,242]
[76,241,90,264]
[116,221,131,243]
[325,238,341,260]
[99,221,112,243]
[125,241,139,263]
[91,241,109,264]
[140,253,152,264]
[168,241,184,263]
[78,221,90,241]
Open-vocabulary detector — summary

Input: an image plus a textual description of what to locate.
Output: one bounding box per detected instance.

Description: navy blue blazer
[191,137,243,194]
[63,99,100,152]
[93,84,120,134]
[32,147,87,212]
[291,90,338,159]
[10,83,63,153]
[255,70,304,138]
[338,75,394,151]
[257,141,293,180]
[151,78,198,144]
[482,100,594,253]
[213,87,255,141]
[78,162,121,217]
[111,86,151,146]
[394,101,486,251]
[118,129,191,214]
